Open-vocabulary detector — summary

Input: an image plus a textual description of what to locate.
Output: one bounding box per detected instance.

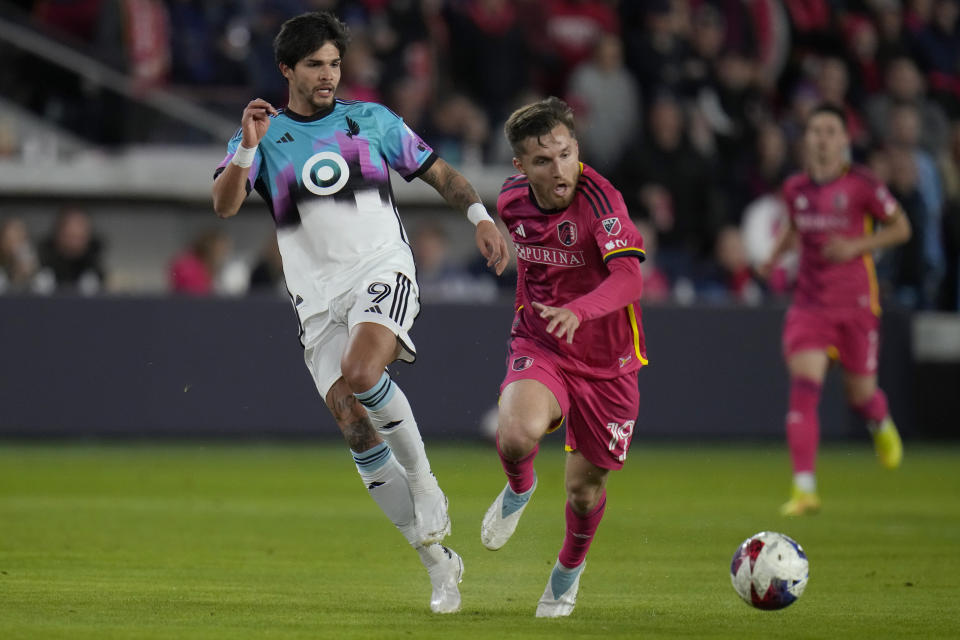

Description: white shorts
[303,266,420,401]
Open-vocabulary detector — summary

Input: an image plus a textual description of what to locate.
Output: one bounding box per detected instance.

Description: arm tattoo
[420,158,481,213]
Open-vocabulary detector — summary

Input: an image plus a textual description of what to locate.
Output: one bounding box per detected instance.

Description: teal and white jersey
[215,99,436,318]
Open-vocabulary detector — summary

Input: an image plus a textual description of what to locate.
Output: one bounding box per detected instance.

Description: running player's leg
[535,451,609,618]
[340,320,450,545]
[780,307,833,515]
[839,313,902,469]
[536,371,635,618]
[843,372,902,469]
[325,376,462,613]
[782,349,829,515]
[481,372,564,550]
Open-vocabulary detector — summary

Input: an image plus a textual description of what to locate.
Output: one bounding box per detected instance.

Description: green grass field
[1,441,958,639]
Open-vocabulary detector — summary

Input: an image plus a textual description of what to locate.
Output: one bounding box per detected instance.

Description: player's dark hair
[274,11,350,70]
[504,97,577,155]
[808,103,848,130]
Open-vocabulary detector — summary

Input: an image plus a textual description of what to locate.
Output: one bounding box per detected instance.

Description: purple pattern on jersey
[270,163,297,225]
[498,164,647,379]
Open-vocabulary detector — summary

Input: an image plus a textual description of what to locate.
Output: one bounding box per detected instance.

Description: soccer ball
[730,531,809,610]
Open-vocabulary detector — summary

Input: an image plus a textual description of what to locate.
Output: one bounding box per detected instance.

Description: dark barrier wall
[0,297,916,440]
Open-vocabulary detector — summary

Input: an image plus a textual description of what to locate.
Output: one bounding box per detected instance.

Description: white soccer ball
[730,531,809,610]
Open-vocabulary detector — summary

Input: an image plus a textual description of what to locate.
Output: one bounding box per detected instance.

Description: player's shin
[497,439,538,495]
[786,377,822,482]
[558,491,606,569]
[351,442,419,545]
[354,372,437,494]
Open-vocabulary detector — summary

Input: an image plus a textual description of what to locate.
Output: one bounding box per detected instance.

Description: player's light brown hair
[504,97,576,156]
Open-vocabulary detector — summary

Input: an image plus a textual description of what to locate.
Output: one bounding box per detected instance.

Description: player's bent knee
[496,426,539,461]
[565,486,602,514]
[339,359,383,395]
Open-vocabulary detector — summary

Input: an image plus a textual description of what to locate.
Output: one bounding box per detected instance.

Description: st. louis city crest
[512,356,534,371]
[557,220,577,246]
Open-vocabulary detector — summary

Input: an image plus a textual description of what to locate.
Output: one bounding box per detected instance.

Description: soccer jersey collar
[281,103,336,122]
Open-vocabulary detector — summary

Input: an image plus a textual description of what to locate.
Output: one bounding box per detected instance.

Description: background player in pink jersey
[480,97,647,617]
[762,104,912,517]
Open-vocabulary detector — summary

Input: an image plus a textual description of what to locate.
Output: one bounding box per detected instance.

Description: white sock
[352,442,419,545]
[416,542,448,570]
[794,472,816,493]
[355,373,438,496]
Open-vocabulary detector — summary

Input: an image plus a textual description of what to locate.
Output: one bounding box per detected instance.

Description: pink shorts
[782,306,880,375]
[500,336,640,470]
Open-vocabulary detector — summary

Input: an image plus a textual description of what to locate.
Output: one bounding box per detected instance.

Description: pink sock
[497,439,538,494]
[558,492,606,569]
[786,377,822,474]
[853,389,888,423]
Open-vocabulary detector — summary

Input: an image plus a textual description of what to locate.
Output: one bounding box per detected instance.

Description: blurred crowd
[1,0,959,309]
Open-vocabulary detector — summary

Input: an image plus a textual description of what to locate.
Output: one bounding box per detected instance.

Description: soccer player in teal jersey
[211,11,509,614]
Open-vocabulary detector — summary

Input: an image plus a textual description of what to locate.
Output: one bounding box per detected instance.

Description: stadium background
[1,0,957,441]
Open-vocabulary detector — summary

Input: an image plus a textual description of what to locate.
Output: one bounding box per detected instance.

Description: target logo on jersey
[301,151,350,196]
[557,221,578,246]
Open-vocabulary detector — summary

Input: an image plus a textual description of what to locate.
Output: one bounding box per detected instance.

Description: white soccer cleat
[414,483,451,546]
[535,561,585,618]
[427,545,464,614]
[481,478,536,551]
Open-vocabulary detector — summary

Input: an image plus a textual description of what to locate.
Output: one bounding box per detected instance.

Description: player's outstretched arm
[535,258,644,344]
[212,99,278,219]
[419,158,509,275]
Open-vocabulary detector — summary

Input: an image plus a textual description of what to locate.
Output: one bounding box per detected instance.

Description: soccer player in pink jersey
[763,104,912,517]
[480,97,647,617]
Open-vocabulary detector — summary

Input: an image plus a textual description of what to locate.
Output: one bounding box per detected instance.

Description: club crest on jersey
[557,221,577,246]
[512,356,534,372]
[833,191,848,211]
[602,217,622,236]
[301,151,350,196]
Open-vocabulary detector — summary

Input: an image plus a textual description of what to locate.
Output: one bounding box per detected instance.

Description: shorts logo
[302,151,350,196]
[602,217,621,236]
[511,356,533,371]
[557,221,577,246]
[618,353,633,367]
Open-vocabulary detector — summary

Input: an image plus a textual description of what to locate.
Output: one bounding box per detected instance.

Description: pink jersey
[497,163,647,379]
[782,165,900,314]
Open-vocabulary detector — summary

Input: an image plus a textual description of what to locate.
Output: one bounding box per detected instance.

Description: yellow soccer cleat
[871,417,903,470]
[780,486,821,517]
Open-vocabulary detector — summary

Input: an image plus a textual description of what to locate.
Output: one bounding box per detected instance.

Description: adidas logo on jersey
[276,132,294,144]
[515,224,526,238]
[365,305,382,314]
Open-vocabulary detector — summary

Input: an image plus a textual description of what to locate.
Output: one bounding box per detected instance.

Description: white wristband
[230,144,257,168]
[467,202,494,226]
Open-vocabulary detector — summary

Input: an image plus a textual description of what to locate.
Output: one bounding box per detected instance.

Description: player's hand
[822,235,861,262]
[476,219,510,275]
[241,98,279,147]
[532,301,580,344]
